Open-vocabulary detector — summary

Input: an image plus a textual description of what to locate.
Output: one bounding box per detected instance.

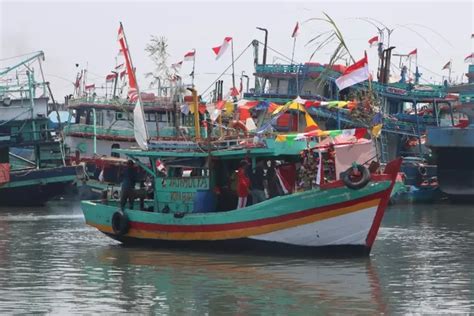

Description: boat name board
[162,177,209,189]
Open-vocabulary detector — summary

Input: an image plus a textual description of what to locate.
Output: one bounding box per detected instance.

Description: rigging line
[257,41,294,63]
[200,42,252,96]
[402,23,454,48]
[0,51,42,62]
[395,24,441,56]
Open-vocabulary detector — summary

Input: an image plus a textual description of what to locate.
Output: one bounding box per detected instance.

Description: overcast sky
[1,0,473,101]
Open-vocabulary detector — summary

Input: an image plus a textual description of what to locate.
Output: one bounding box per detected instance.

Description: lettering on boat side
[165,177,209,189]
[170,192,195,202]
[386,87,407,95]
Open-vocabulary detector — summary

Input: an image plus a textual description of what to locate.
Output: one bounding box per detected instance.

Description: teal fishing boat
[0,51,80,206]
[82,137,401,255]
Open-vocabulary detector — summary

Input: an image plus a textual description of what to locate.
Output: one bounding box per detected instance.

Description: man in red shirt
[236,160,251,209]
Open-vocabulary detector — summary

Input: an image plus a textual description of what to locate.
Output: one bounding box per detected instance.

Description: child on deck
[236,160,251,209]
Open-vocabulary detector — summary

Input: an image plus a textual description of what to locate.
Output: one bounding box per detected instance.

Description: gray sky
[1,0,473,101]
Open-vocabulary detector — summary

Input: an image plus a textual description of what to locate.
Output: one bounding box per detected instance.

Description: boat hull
[0,166,78,206]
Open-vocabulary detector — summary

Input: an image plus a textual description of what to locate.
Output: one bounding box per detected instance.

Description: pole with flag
[184,49,196,87]
[118,22,149,150]
[442,60,452,82]
[290,22,299,65]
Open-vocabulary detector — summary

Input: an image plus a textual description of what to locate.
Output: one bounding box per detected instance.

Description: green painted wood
[82,180,390,227]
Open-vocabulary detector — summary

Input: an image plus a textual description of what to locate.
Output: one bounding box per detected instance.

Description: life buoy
[341,164,371,190]
[418,165,427,176]
[111,211,129,236]
[228,120,248,137]
[112,190,120,200]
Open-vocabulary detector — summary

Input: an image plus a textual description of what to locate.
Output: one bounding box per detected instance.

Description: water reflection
[0,200,472,314]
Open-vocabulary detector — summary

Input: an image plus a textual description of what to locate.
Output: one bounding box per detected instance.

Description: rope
[200,42,252,97]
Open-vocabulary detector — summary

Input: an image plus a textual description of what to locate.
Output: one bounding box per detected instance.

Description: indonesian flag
[120,69,127,79]
[184,50,195,61]
[408,49,417,56]
[118,23,138,101]
[291,22,300,38]
[442,61,451,70]
[464,53,474,63]
[212,37,232,60]
[335,53,370,91]
[106,73,117,82]
[368,35,378,47]
[85,84,95,90]
[74,70,82,88]
[171,61,183,70]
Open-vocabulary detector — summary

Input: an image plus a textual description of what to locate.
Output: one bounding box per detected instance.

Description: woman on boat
[236,160,251,209]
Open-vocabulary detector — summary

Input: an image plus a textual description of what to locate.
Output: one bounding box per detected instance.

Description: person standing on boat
[250,160,266,204]
[236,160,251,209]
[120,160,137,210]
[266,160,282,198]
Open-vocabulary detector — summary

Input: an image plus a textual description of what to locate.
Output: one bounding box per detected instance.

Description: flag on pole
[368,35,379,47]
[212,37,232,60]
[133,98,149,150]
[171,61,183,70]
[106,73,117,82]
[335,53,370,91]
[184,50,195,61]
[408,49,417,56]
[118,23,138,101]
[442,61,451,70]
[464,53,474,63]
[291,22,300,38]
[85,84,95,90]
[119,69,127,79]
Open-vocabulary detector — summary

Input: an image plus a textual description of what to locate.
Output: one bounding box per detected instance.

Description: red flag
[119,69,127,79]
[171,61,183,70]
[335,53,370,91]
[230,87,239,97]
[212,37,232,60]
[291,22,300,38]
[106,73,117,82]
[184,50,195,61]
[85,84,95,90]
[442,61,451,70]
[74,71,82,88]
[368,35,378,47]
[464,53,474,63]
[118,23,138,101]
[408,49,417,56]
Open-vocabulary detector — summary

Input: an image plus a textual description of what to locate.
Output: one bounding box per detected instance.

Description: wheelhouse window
[111,144,120,158]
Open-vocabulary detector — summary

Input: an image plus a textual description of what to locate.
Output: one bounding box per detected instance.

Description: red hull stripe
[130,189,388,233]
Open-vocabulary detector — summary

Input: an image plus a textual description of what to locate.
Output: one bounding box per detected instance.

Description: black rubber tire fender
[341,165,371,190]
[111,211,129,236]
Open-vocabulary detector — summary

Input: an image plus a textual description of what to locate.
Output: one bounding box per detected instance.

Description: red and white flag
[442,61,451,70]
[118,23,138,101]
[464,53,474,63]
[212,37,232,60]
[335,53,370,91]
[184,50,195,61]
[106,73,117,82]
[291,22,300,38]
[408,49,417,56]
[368,35,379,47]
[119,69,127,79]
[85,84,95,90]
[171,61,183,70]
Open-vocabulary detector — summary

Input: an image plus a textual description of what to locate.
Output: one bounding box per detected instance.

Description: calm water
[0,200,472,314]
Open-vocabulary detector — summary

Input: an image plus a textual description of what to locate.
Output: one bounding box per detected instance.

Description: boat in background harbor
[0,52,81,206]
[426,64,474,200]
